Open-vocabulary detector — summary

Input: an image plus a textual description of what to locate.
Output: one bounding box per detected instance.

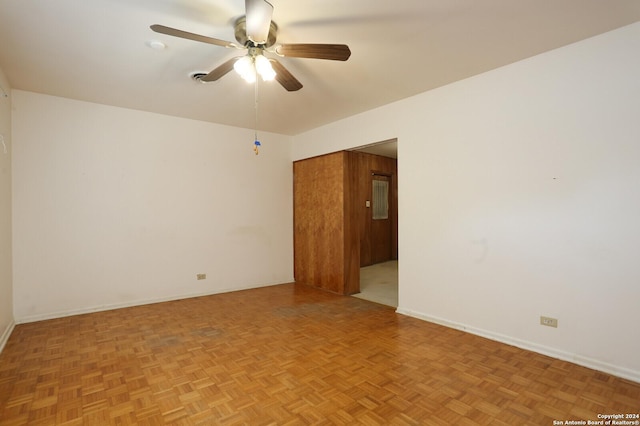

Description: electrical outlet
[540,316,558,328]
[196,273,206,280]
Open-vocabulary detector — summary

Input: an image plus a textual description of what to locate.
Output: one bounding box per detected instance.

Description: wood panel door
[348,151,397,267]
[370,173,392,264]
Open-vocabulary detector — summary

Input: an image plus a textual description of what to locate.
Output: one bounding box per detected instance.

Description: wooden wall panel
[344,154,361,295]
[294,152,348,294]
[293,150,396,295]
[349,152,371,267]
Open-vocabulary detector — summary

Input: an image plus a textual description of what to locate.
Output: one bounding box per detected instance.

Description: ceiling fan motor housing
[234,16,278,47]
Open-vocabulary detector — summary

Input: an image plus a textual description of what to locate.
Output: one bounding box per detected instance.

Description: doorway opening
[349,138,398,308]
[352,260,398,307]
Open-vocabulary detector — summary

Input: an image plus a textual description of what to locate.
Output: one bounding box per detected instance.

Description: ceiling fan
[150,0,351,92]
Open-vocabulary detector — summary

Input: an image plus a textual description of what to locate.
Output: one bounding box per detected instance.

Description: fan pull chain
[253,78,261,155]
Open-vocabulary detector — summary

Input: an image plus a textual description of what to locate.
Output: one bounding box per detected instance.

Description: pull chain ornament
[253,77,261,155]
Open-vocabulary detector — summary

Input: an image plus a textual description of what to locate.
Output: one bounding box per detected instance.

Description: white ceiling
[1,1,639,136]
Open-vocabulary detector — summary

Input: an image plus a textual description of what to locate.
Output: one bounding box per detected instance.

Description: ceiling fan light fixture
[150,0,349,92]
[255,55,275,81]
[234,56,256,83]
[234,53,276,83]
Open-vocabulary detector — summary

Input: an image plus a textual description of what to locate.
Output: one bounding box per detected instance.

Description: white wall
[0,68,13,351]
[12,91,294,322]
[293,23,640,382]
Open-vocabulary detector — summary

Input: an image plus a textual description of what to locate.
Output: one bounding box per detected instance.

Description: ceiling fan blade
[275,44,351,61]
[245,0,273,44]
[200,57,240,82]
[270,59,303,92]
[150,24,236,48]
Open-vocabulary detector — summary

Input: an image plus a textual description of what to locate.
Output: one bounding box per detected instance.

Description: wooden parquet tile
[1,283,638,425]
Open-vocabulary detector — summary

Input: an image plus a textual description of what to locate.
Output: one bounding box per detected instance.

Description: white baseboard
[396,307,640,385]
[15,281,290,325]
[0,320,16,354]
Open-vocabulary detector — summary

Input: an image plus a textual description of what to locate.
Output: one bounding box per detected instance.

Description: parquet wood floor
[1,283,638,425]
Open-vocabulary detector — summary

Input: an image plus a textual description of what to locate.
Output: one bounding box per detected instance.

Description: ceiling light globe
[261,68,276,81]
[234,56,256,83]
[255,55,276,81]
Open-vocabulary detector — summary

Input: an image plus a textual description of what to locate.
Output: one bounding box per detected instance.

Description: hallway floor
[352,260,398,308]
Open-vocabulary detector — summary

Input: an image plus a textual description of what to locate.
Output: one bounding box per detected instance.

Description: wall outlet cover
[540,316,558,328]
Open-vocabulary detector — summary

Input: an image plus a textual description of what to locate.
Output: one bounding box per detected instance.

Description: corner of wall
[0,320,15,354]
[0,66,14,353]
